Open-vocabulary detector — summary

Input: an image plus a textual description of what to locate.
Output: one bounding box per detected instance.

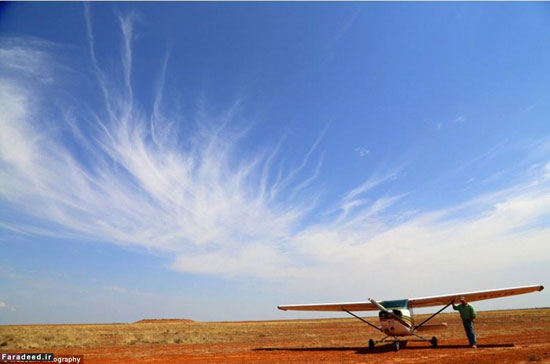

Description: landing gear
[411,332,440,348]
[393,341,400,351]
[368,333,440,351]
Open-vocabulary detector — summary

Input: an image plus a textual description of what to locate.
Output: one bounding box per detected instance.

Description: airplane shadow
[253,343,514,355]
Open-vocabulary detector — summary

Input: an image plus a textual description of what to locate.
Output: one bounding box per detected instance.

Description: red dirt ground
[2,309,550,363]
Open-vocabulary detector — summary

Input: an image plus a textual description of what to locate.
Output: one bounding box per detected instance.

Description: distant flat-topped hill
[134,318,194,324]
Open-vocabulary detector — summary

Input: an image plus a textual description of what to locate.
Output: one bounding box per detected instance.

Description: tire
[368,339,375,349]
[431,336,438,348]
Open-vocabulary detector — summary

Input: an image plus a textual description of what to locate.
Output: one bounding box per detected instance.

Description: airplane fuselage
[379,308,414,336]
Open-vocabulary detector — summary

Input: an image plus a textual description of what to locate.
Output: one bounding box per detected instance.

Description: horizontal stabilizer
[414,323,448,331]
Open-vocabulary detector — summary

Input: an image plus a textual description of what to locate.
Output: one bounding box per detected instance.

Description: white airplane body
[278,284,544,350]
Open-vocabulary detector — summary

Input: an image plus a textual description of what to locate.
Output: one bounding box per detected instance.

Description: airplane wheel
[431,336,438,348]
[393,341,399,351]
[401,340,408,348]
[368,339,375,349]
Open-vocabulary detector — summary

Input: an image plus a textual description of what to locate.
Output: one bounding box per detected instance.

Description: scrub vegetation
[1,309,549,363]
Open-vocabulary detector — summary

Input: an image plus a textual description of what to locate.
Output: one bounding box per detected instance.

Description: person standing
[453,296,477,348]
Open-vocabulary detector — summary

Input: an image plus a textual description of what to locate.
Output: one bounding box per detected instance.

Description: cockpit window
[379,310,404,318]
[380,299,409,309]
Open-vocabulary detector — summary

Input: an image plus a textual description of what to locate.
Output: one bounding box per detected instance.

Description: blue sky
[1,2,549,324]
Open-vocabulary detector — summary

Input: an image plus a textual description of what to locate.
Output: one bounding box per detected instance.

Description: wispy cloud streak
[1,12,549,297]
[1,14,319,281]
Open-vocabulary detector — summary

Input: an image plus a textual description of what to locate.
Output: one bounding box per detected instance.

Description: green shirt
[453,303,476,320]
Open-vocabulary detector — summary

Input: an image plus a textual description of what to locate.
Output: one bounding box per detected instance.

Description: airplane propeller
[368,298,390,312]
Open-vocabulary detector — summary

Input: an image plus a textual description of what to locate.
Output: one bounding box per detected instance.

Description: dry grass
[528,353,542,361]
[0,321,251,349]
[0,319,334,349]
[1,308,548,351]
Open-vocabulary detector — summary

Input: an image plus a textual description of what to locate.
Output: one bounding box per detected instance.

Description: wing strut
[412,300,454,332]
[343,309,385,334]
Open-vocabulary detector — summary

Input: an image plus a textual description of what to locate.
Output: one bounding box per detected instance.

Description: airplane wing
[408,285,544,308]
[278,285,544,312]
[278,301,379,312]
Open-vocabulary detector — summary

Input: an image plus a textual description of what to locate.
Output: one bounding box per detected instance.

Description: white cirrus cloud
[454,115,466,123]
[1,12,549,300]
[354,146,370,158]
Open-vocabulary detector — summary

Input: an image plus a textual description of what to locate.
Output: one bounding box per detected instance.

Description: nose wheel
[368,337,407,351]
[393,340,400,351]
[430,336,438,347]
[368,339,375,349]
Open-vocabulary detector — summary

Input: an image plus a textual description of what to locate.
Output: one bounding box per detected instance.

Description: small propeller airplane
[278,284,544,351]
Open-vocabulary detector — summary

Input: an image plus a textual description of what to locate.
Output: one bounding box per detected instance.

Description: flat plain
[1,308,549,363]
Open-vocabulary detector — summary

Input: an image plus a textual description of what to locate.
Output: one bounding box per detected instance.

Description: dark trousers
[462,319,477,346]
